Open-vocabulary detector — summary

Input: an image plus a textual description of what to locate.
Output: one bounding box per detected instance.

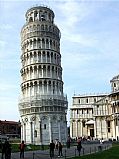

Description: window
[44,124,46,129]
[87,109,88,114]
[114,83,116,87]
[107,121,110,133]
[41,14,46,21]
[94,98,96,102]
[29,17,33,22]
[77,109,78,114]
[108,121,110,127]
[34,11,38,17]
[79,99,80,103]
[86,98,88,103]
[82,121,85,127]
[34,130,37,137]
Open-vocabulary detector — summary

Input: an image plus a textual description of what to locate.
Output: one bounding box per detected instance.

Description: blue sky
[0,0,119,124]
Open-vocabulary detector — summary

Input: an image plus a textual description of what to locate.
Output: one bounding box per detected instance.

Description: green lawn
[12,144,49,152]
[69,143,119,159]
[0,143,49,153]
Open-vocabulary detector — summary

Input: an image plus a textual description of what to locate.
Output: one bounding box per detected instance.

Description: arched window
[41,24,44,30]
[44,124,46,129]
[29,17,33,22]
[34,130,37,137]
[82,121,85,127]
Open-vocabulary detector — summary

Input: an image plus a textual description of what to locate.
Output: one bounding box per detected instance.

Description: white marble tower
[18,6,68,145]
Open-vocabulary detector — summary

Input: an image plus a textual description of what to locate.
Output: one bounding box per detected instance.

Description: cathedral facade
[70,74,119,141]
[18,6,68,145]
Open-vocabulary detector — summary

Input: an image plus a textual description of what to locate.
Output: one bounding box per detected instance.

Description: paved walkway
[0,143,112,159]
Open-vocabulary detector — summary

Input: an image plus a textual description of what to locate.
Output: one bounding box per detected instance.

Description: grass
[0,143,49,153]
[12,144,49,152]
[69,143,119,159]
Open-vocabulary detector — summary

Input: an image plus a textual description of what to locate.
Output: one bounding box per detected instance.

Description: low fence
[8,142,112,159]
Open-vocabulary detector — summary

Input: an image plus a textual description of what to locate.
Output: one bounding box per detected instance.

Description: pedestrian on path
[2,140,11,159]
[77,137,82,156]
[58,142,63,157]
[19,140,26,159]
[1,141,5,159]
[49,140,55,158]
[67,136,71,148]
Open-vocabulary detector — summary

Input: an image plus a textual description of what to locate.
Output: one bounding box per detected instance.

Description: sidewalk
[0,143,112,159]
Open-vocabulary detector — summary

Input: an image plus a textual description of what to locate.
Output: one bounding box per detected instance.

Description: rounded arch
[41,24,44,30]
[29,17,33,22]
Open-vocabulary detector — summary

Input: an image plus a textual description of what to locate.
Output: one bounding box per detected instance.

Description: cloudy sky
[0,0,119,124]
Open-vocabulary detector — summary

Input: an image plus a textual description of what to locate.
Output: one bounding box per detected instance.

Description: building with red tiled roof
[0,120,21,138]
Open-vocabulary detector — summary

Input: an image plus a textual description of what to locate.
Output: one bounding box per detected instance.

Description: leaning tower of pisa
[18,6,68,145]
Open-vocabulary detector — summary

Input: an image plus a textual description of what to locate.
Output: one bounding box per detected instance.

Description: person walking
[49,140,55,158]
[77,137,82,156]
[19,140,26,159]
[2,140,11,159]
[55,139,58,150]
[58,142,63,157]
[1,141,5,159]
[67,136,71,148]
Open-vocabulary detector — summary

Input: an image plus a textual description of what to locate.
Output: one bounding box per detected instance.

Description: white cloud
[62,32,98,47]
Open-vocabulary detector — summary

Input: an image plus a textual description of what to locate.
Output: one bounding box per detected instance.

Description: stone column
[94,118,97,139]
[36,38,38,49]
[65,121,67,142]
[105,118,108,139]
[41,39,43,49]
[49,117,52,142]
[39,120,41,143]
[21,124,23,141]
[48,39,50,49]
[80,120,83,137]
[86,123,88,136]
[24,123,26,142]
[112,117,115,139]
[100,117,102,139]
[37,83,39,94]
[45,38,46,49]
[50,52,51,63]
[30,122,33,144]
[42,66,43,78]
[76,120,78,138]
[58,120,61,141]
[33,121,35,144]
[70,121,73,138]
[47,81,49,93]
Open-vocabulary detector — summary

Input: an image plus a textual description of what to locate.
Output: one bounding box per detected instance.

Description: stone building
[93,75,119,140]
[18,6,68,145]
[70,94,106,139]
[0,120,21,138]
[70,74,119,141]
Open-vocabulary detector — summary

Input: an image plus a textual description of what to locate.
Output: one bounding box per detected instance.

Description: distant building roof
[0,120,20,125]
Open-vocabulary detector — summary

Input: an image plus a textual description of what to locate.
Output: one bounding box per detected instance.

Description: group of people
[0,140,11,159]
[49,140,63,158]
[0,140,25,159]
[0,138,82,158]
[49,137,82,158]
